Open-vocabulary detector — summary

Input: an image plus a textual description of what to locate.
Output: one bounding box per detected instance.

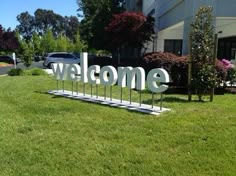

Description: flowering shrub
[221,59,234,70]
[220,59,236,85]
[215,60,227,86]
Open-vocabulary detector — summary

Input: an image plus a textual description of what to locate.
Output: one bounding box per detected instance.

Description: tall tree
[31,32,42,56]
[77,0,125,50]
[40,29,56,54]
[16,12,35,41]
[16,9,79,41]
[34,9,64,36]
[105,12,154,49]
[73,30,87,52]
[64,16,81,41]
[55,34,70,52]
[189,6,215,101]
[105,12,154,64]
[0,25,19,52]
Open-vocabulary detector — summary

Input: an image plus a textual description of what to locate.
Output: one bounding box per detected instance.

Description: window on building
[164,40,182,56]
[218,37,236,60]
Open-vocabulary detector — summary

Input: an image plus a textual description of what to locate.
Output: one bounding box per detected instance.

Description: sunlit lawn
[0,75,235,176]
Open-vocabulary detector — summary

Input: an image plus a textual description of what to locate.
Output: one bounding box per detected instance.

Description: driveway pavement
[0,61,44,75]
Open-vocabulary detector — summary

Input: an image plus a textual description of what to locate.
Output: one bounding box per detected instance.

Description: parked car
[0,55,18,64]
[43,52,80,68]
[34,55,42,62]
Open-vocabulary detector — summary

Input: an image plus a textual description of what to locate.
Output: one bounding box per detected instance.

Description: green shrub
[23,68,47,76]
[7,68,23,76]
[227,68,236,85]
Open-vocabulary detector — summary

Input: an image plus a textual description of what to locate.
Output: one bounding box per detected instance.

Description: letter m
[118,67,145,90]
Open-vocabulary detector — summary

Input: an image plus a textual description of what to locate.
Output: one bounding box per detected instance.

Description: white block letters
[52,52,170,93]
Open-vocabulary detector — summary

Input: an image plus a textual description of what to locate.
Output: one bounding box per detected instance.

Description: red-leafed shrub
[143,52,188,86]
[215,59,228,86]
[142,52,227,87]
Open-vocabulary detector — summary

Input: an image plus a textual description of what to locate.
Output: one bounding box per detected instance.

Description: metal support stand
[160,93,163,111]
[152,93,154,109]
[130,89,132,105]
[104,86,106,100]
[91,84,93,97]
[120,88,123,103]
[57,80,58,91]
[139,92,142,107]
[72,82,74,95]
[83,83,85,96]
[62,81,65,93]
[76,82,78,95]
[110,86,112,101]
[96,84,98,99]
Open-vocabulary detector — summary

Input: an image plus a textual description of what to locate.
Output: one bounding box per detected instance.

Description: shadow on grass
[142,96,206,104]
[34,90,165,116]
[35,90,70,99]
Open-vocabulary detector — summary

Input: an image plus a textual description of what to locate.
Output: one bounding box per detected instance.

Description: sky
[0,0,81,29]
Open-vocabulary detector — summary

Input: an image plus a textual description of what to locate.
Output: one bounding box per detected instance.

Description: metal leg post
[120,88,123,103]
[152,93,154,109]
[160,93,163,111]
[139,92,142,107]
[96,84,98,99]
[62,81,64,93]
[130,89,132,105]
[72,82,74,95]
[110,86,112,101]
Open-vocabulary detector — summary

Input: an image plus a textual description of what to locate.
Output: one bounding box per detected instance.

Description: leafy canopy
[77,0,125,50]
[0,25,19,52]
[16,9,80,41]
[105,12,155,49]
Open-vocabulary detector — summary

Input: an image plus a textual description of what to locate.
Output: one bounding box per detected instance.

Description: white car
[43,52,80,68]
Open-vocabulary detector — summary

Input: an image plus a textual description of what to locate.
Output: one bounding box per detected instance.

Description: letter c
[87,65,101,84]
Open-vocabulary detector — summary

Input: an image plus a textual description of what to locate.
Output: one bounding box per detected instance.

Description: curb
[0,74,7,77]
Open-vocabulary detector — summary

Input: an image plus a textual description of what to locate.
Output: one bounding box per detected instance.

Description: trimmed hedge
[7,68,23,76]
[8,68,47,76]
[23,68,47,76]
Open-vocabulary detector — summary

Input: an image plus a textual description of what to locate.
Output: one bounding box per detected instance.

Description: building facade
[140,0,236,61]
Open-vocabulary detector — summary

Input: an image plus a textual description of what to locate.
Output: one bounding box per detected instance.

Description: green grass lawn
[0,75,235,176]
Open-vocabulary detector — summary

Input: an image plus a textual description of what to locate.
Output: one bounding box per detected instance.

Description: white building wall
[126,0,236,58]
[143,0,155,13]
[142,0,236,55]
[216,17,236,38]
[157,22,184,52]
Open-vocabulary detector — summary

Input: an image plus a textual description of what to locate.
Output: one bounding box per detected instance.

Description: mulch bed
[0,63,13,67]
[225,87,236,94]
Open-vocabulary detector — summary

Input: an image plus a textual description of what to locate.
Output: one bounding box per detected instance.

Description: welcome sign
[48,52,170,115]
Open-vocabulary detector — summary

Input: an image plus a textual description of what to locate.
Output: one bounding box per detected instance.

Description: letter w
[52,63,68,80]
